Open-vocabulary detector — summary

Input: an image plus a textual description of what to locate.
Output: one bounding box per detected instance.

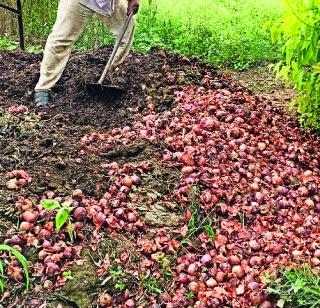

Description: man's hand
[127,0,139,15]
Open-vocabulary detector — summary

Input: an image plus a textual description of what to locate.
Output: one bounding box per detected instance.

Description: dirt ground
[231,66,296,112]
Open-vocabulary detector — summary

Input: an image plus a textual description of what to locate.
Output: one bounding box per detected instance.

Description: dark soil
[0,47,221,129]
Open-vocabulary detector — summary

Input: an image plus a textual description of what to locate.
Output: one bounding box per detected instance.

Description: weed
[185,290,194,300]
[141,274,162,295]
[109,265,124,280]
[63,270,74,280]
[115,282,126,291]
[183,186,215,244]
[267,265,320,307]
[154,252,173,279]
[0,37,19,51]
[41,199,76,241]
[0,244,29,292]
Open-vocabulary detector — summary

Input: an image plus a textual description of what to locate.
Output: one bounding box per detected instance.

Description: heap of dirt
[0,47,225,129]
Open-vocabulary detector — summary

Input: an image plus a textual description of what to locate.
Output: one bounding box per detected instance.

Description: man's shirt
[79,0,114,16]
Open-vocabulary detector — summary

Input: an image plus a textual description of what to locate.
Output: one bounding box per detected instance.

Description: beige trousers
[35,0,135,91]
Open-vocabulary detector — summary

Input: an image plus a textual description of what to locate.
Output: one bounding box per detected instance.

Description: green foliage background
[1,0,282,69]
[266,0,320,130]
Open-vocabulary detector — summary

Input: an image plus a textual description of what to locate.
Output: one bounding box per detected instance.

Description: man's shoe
[34,90,50,108]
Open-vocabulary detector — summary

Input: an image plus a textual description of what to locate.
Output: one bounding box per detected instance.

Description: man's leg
[35,0,93,106]
[96,0,136,68]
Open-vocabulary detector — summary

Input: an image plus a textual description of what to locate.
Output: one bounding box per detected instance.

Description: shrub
[266,0,320,130]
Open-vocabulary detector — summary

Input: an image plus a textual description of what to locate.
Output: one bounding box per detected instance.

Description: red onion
[232,265,245,278]
[122,176,133,188]
[125,299,135,307]
[248,281,259,290]
[304,198,314,207]
[19,221,32,231]
[187,263,199,276]
[219,262,231,273]
[215,271,226,282]
[200,254,212,266]
[292,213,304,225]
[276,186,289,196]
[38,250,47,260]
[206,277,217,288]
[188,281,199,294]
[311,258,320,266]
[72,189,83,198]
[250,183,260,192]
[178,273,189,285]
[249,292,264,305]
[255,192,264,204]
[131,174,142,185]
[22,211,38,223]
[5,235,25,246]
[298,186,309,196]
[259,301,272,308]
[278,198,289,209]
[181,166,193,174]
[93,212,106,229]
[271,244,283,255]
[249,240,261,251]
[43,280,53,289]
[29,299,43,307]
[45,262,60,276]
[39,228,52,239]
[73,207,87,221]
[314,250,320,258]
[229,255,241,265]
[249,256,263,266]
[115,208,125,218]
[127,212,138,223]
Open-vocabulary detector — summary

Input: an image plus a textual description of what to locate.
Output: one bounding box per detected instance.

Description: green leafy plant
[267,266,320,307]
[0,244,29,293]
[0,38,19,51]
[109,265,124,280]
[266,0,320,130]
[154,252,173,278]
[141,274,162,295]
[185,290,195,300]
[41,199,75,241]
[115,282,126,291]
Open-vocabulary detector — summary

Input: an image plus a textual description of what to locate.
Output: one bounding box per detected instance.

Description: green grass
[1,0,283,69]
[265,266,320,307]
[182,186,215,245]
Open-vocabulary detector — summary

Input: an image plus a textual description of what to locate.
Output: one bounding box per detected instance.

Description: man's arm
[127,0,139,15]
